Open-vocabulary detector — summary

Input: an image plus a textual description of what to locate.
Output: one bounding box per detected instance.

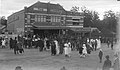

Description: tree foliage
[0,16,7,25]
[81,6,100,27]
[103,10,117,33]
[70,6,79,12]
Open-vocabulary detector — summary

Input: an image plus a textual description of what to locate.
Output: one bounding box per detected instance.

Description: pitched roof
[27,1,66,15]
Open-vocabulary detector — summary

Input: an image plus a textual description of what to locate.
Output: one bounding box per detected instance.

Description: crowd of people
[0,34,119,70]
[0,34,103,57]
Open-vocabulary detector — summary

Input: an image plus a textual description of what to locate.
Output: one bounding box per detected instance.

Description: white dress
[54,40,60,55]
[82,46,87,55]
[97,39,101,49]
[64,43,69,55]
[2,40,6,46]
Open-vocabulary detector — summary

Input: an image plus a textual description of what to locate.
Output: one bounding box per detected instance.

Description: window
[27,15,30,19]
[46,16,51,22]
[33,8,38,10]
[43,16,46,22]
[73,22,79,25]
[37,15,46,22]
[66,17,72,20]
[25,14,27,18]
[30,15,35,18]
[43,9,47,11]
[25,20,27,23]
[30,20,35,23]
[27,20,30,23]
[50,16,61,22]
[73,19,79,21]
[41,16,43,22]
[61,17,64,20]
[37,15,41,22]
[58,17,61,22]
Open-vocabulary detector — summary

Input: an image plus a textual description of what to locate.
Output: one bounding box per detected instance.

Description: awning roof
[70,27,100,33]
[32,26,68,29]
[70,27,91,32]
[31,23,99,32]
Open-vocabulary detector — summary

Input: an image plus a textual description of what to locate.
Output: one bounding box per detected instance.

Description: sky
[0,0,120,20]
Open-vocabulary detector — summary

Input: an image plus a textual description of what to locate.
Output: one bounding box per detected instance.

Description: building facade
[7,1,84,36]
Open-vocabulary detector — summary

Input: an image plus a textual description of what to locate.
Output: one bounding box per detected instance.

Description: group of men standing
[9,37,24,54]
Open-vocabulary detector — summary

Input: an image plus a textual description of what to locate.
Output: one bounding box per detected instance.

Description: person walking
[98,49,103,63]
[17,41,24,54]
[79,46,83,58]
[64,42,70,57]
[82,44,87,57]
[51,40,56,56]
[102,55,112,70]
[54,40,60,55]
[107,40,110,48]
[111,41,113,50]
[38,38,44,52]
[13,37,18,54]
[2,38,6,48]
[94,39,97,51]
[113,54,119,70]
[9,38,13,49]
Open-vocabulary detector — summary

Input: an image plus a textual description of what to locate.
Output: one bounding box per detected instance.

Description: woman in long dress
[54,40,60,55]
[64,42,70,57]
[82,44,87,57]
[2,38,6,48]
[97,39,101,49]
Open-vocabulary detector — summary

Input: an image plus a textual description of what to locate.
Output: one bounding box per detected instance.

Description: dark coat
[10,38,14,48]
[51,41,56,55]
[99,51,103,59]
[38,40,44,48]
[17,42,23,49]
[13,39,18,50]
[102,59,112,70]
[79,47,83,54]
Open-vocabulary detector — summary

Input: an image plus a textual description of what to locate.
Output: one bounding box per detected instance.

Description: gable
[26,1,66,15]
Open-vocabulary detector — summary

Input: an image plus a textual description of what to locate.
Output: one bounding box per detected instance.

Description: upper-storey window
[27,15,30,19]
[37,15,46,22]
[33,8,47,12]
[73,22,79,25]
[30,15,35,19]
[51,16,61,22]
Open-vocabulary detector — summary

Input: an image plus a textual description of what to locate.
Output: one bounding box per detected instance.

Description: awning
[31,25,69,29]
[70,27,91,32]
[70,27,100,33]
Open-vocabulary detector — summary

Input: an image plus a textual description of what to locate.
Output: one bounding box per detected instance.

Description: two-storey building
[7,1,85,37]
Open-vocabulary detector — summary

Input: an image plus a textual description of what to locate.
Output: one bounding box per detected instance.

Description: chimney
[24,6,27,13]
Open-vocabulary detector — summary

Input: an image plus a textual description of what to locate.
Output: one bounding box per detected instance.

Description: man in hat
[102,55,112,70]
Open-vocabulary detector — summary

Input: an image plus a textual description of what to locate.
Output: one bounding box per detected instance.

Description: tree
[103,10,117,33]
[70,6,79,12]
[0,16,7,25]
[81,6,100,27]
